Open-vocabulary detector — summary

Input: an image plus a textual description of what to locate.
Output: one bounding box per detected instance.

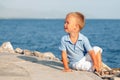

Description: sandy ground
[0,53,103,80]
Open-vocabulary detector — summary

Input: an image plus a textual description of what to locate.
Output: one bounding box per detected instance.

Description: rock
[110,76,120,80]
[102,62,112,71]
[0,42,15,54]
[33,51,43,58]
[112,77,120,80]
[23,50,34,56]
[113,77,120,80]
[0,53,103,80]
[53,57,60,61]
[101,69,120,80]
[43,52,56,59]
[15,48,23,54]
[113,73,120,80]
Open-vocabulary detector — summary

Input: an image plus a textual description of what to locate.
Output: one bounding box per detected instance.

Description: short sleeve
[59,37,66,51]
[83,37,92,51]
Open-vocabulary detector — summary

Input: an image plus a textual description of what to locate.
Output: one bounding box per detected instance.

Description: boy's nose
[64,24,67,29]
[64,23,67,27]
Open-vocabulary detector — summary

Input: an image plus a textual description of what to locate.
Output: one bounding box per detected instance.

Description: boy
[59,12,102,73]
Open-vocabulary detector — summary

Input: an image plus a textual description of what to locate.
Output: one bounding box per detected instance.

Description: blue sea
[0,19,120,68]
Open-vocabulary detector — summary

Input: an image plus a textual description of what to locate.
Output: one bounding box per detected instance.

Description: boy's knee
[93,46,102,54]
[84,61,93,71]
[72,61,93,71]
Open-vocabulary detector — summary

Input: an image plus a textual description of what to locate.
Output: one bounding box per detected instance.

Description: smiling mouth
[64,27,67,29]
[64,28,68,30]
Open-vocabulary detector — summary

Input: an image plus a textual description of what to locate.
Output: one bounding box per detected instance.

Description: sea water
[0,19,120,68]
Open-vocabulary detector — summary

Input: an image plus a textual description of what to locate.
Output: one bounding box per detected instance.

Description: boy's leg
[96,50,102,71]
[85,46,103,72]
[93,46,102,72]
[72,57,93,71]
[72,46,102,72]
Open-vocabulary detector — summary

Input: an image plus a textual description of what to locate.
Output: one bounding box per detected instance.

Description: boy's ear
[76,24,80,28]
[75,24,81,31]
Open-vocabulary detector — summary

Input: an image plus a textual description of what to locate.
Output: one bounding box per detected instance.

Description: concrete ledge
[0,53,103,80]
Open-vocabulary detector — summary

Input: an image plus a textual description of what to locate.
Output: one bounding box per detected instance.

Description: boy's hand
[93,65,101,73]
[63,68,72,72]
[61,51,72,72]
[93,65,99,72]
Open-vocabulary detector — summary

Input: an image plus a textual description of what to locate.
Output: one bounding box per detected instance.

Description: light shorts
[72,46,102,72]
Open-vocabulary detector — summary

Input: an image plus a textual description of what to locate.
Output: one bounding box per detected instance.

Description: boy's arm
[88,50,99,72]
[61,51,72,72]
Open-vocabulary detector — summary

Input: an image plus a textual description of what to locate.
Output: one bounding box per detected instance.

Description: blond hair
[67,12,85,30]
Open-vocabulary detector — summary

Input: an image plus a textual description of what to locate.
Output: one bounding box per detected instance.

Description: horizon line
[0,18,120,20]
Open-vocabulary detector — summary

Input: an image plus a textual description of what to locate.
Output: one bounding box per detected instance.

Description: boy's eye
[65,21,69,24]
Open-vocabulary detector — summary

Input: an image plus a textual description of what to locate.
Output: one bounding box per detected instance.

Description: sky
[0,0,120,19]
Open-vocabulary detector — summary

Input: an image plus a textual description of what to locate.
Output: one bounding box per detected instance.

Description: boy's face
[64,15,78,33]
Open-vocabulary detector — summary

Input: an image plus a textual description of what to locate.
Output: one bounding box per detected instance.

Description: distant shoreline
[0,18,120,20]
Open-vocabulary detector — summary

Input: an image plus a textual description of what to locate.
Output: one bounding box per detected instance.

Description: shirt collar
[65,33,83,42]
